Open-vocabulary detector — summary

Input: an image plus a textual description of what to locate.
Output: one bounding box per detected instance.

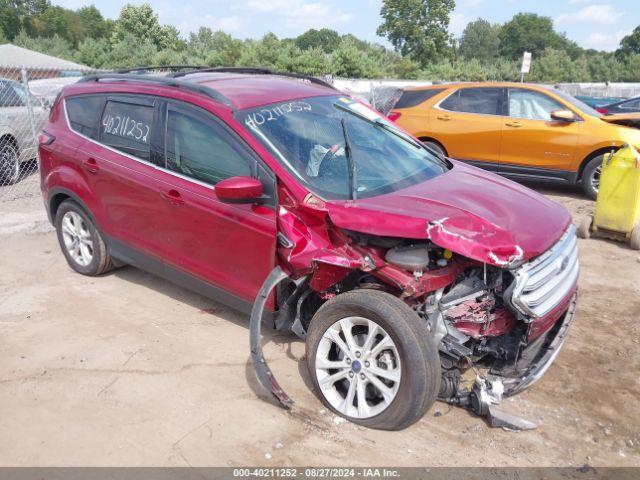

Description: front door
[154,100,277,304]
[500,88,580,171]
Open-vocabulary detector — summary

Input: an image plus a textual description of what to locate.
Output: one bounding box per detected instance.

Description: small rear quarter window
[66,95,104,139]
[394,88,445,109]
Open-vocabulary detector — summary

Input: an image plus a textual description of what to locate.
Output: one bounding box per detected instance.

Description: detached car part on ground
[40,70,579,431]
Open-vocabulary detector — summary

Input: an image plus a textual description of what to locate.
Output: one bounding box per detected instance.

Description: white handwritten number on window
[102,114,150,143]
[244,101,312,129]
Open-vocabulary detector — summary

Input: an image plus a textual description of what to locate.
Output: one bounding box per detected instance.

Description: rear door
[432,86,505,164]
[153,100,277,304]
[500,88,579,170]
[71,94,170,258]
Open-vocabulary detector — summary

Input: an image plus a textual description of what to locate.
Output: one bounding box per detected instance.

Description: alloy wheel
[61,211,94,267]
[591,165,602,192]
[315,316,401,419]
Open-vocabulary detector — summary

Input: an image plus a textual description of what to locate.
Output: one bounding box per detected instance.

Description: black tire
[306,289,440,430]
[581,154,606,200]
[55,200,115,276]
[421,140,446,157]
[0,138,20,185]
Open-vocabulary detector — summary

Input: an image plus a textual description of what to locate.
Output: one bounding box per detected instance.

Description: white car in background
[0,78,48,185]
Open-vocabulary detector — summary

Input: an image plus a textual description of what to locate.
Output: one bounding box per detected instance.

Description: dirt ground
[0,176,639,467]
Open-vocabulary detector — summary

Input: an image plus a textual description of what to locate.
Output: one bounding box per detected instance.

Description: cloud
[583,30,630,51]
[237,0,352,31]
[555,4,623,25]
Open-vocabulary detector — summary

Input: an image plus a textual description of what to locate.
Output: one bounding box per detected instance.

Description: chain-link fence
[2,66,640,205]
[0,65,201,203]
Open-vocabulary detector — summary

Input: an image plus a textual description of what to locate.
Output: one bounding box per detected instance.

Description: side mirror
[215,176,263,204]
[550,109,576,122]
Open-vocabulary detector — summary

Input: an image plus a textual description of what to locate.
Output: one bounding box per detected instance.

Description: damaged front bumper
[498,292,578,396]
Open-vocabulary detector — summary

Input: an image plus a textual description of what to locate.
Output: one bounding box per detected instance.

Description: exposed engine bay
[250,205,578,430]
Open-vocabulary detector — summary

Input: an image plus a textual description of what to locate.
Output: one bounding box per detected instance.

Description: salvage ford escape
[39,68,579,430]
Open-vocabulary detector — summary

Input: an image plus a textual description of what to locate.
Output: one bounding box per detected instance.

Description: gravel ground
[0,179,639,467]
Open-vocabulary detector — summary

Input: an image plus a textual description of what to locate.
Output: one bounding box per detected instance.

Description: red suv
[39,68,579,430]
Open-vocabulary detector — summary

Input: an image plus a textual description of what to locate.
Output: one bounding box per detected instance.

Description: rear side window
[165,108,251,185]
[100,100,153,161]
[394,88,445,109]
[66,95,104,139]
[440,88,503,115]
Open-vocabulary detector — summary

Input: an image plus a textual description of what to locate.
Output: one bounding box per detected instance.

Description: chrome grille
[510,225,579,318]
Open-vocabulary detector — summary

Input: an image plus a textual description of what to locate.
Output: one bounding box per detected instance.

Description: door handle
[436,114,452,121]
[505,121,523,128]
[160,189,185,206]
[82,158,99,173]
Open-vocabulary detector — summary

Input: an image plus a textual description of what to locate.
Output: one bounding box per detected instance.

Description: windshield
[237,95,448,200]
[552,89,602,117]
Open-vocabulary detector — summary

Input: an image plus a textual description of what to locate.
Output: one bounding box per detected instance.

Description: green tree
[295,28,341,53]
[0,0,49,40]
[377,0,455,67]
[331,38,380,78]
[618,26,640,57]
[111,3,180,50]
[74,36,110,67]
[76,6,113,40]
[458,18,501,61]
[499,13,569,60]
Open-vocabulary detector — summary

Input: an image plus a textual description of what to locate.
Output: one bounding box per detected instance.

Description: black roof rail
[77,73,234,108]
[113,65,206,74]
[170,66,336,90]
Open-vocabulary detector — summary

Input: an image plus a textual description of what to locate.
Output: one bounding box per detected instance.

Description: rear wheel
[306,289,440,430]
[55,200,115,276]
[581,154,606,200]
[0,139,19,185]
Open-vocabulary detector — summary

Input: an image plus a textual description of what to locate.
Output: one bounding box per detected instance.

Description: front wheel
[306,289,440,430]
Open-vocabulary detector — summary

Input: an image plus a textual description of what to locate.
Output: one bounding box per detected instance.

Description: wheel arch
[48,187,98,227]
[417,136,448,156]
[577,146,618,181]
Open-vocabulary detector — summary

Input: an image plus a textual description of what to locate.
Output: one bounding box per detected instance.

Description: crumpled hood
[326,162,571,267]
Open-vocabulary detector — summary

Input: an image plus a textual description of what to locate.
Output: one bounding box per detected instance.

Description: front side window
[508,89,564,121]
[165,108,251,185]
[99,99,154,161]
[440,88,503,115]
[237,96,448,200]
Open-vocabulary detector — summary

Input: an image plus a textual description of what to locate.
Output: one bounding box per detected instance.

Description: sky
[51,0,639,52]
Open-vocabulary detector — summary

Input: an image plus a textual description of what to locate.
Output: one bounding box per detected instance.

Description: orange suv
[389,82,640,199]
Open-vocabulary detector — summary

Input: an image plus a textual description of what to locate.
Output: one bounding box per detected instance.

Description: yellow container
[592,144,640,247]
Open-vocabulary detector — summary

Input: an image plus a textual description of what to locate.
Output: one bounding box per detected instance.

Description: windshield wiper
[333,102,449,170]
[341,118,358,200]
